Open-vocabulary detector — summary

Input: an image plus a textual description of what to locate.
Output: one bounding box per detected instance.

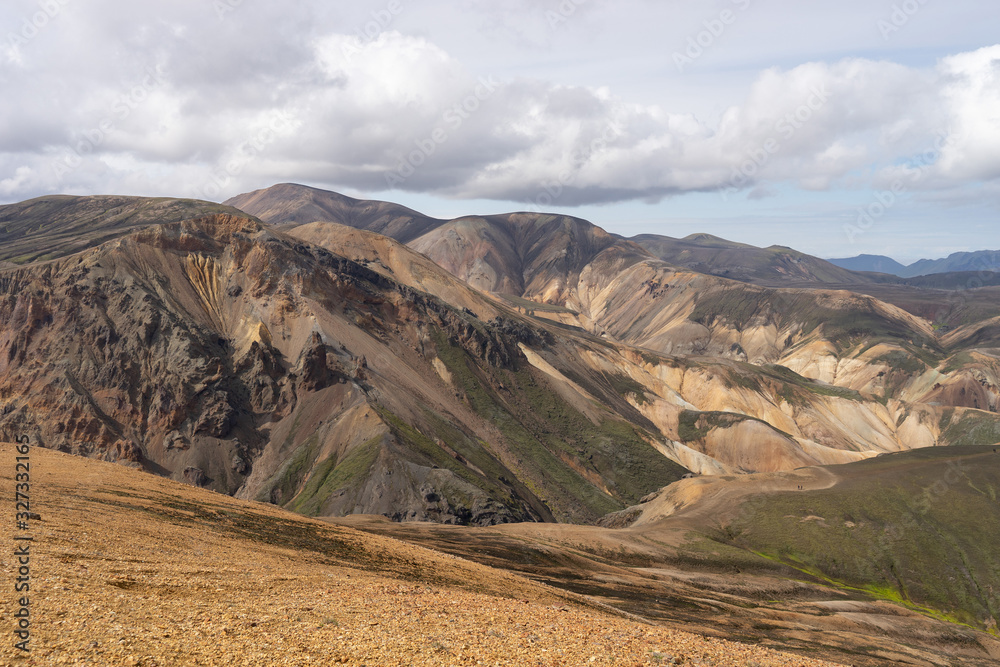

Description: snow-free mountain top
[830,250,1000,277]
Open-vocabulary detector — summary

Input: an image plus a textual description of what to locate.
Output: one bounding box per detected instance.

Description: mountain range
[3,182,1000,663]
[830,250,1000,278]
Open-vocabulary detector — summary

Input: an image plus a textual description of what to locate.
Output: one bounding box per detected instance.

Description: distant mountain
[224,182,445,243]
[633,233,871,285]
[827,254,908,275]
[904,250,1000,278]
[830,250,1000,278]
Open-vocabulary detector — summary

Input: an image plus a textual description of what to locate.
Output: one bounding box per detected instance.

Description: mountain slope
[0,214,695,525]
[224,182,445,242]
[288,221,503,318]
[3,442,838,667]
[406,213,633,302]
[828,254,908,275]
[0,195,253,265]
[614,446,1000,638]
[343,446,1000,666]
[634,233,872,285]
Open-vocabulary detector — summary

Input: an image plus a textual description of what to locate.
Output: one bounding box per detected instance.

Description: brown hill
[0,442,841,666]
[0,213,698,525]
[345,445,1000,666]
[225,182,444,242]
[0,194,253,265]
[631,233,871,286]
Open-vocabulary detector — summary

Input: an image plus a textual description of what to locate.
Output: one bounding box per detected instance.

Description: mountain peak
[681,233,754,248]
[224,183,443,242]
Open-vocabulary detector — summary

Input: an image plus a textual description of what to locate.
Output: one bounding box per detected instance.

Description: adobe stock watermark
[525,124,621,212]
[546,0,587,30]
[339,0,404,62]
[673,0,752,73]
[213,0,246,21]
[4,0,71,60]
[843,132,955,243]
[52,66,166,181]
[383,76,501,188]
[195,110,299,200]
[718,84,831,201]
[877,0,930,40]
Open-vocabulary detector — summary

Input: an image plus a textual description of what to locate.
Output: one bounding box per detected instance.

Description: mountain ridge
[4,187,1000,525]
[831,250,1000,278]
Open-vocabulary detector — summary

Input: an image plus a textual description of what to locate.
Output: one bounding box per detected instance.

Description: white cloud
[935,45,1000,181]
[0,0,998,213]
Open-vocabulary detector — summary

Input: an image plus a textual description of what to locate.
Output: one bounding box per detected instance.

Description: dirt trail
[339,462,1000,667]
[628,467,840,530]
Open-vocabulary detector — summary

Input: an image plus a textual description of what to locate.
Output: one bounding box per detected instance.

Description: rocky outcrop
[0,214,692,525]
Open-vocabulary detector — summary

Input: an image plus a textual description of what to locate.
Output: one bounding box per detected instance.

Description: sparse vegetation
[501,294,577,314]
[429,329,687,521]
[292,436,381,516]
[874,350,927,375]
[939,411,1000,447]
[720,446,1000,631]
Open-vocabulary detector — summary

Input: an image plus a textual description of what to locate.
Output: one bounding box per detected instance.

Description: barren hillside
[0,443,840,666]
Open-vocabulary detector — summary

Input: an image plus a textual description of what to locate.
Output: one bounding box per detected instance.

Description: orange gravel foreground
[0,445,841,666]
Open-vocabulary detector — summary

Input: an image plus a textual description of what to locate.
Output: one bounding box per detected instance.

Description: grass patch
[292,436,381,516]
[875,351,927,375]
[942,351,976,374]
[253,415,318,505]
[430,329,686,522]
[719,446,1000,631]
[939,411,1000,448]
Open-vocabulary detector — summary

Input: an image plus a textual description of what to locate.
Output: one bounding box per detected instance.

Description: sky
[1,0,998,263]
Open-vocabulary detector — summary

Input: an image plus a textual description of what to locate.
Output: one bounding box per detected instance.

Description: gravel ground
[0,444,842,666]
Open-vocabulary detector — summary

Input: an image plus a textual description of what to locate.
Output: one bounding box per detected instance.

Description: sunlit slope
[0,194,254,264]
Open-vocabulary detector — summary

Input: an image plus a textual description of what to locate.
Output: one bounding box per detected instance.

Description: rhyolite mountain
[4,188,1000,667]
[2,188,1000,528]
[0,194,253,265]
[230,184,1000,415]
[0,211,697,524]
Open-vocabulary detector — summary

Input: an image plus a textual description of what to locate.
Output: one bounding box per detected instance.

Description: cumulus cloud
[0,0,998,209]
